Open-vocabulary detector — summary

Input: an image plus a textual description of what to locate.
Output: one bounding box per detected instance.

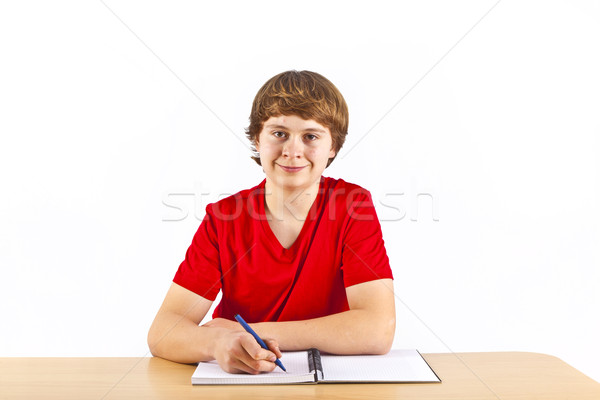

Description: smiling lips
[277,164,307,173]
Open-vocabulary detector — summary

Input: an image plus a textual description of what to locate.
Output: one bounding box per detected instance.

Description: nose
[282,136,303,158]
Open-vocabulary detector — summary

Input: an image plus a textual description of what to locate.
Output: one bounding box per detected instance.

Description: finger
[264,338,283,359]
[235,335,280,373]
[226,358,267,375]
[239,334,277,363]
[231,346,277,373]
[239,357,277,374]
[217,341,265,375]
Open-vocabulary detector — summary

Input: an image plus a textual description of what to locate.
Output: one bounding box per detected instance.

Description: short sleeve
[173,204,222,300]
[341,190,393,287]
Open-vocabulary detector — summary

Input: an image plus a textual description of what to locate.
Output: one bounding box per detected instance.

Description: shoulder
[205,180,264,221]
[319,177,376,223]
[322,176,373,203]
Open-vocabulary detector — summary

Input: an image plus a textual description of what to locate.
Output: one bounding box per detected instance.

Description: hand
[212,330,283,374]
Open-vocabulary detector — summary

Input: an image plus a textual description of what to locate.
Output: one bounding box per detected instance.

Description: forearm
[252,308,395,355]
[148,310,225,364]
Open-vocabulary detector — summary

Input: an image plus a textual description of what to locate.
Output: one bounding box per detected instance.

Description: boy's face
[256,115,335,193]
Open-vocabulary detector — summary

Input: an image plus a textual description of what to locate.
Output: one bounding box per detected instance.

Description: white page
[191,351,315,385]
[320,349,440,383]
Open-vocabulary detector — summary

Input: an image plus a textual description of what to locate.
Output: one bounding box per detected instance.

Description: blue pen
[234,314,286,372]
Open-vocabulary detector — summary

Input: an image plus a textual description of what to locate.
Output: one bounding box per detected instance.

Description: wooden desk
[1,352,599,399]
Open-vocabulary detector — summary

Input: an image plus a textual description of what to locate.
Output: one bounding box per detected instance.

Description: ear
[254,138,260,152]
[329,147,336,159]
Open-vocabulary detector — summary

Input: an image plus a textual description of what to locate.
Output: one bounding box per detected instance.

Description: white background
[1,0,599,384]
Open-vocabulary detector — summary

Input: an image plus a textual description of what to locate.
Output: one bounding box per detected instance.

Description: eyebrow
[264,124,327,134]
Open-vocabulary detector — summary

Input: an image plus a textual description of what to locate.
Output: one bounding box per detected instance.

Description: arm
[147,282,282,373]
[207,278,396,355]
[256,278,395,354]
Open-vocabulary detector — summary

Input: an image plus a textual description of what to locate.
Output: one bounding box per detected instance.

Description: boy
[148,70,395,374]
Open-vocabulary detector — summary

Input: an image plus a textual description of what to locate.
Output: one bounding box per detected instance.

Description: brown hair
[245,70,349,167]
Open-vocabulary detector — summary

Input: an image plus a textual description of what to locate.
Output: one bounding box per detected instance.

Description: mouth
[277,164,307,173]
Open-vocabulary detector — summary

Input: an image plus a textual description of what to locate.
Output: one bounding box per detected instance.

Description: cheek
[258,142,280,159]
[308,146,331,161]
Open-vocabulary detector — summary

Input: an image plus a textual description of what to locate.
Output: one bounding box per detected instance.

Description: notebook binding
[308,348,324,381]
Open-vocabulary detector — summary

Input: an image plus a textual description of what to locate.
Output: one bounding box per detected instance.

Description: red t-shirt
[173,176,393,323]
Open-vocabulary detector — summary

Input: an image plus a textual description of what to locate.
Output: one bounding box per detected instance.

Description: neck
[264,177,321,222]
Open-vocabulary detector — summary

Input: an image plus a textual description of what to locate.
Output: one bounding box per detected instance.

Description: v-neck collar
[257,177,324,261]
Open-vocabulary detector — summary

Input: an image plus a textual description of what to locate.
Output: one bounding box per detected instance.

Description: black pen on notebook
[234,314,287,372]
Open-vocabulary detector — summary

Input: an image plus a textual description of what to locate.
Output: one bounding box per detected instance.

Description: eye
[305,134,318,141]
[273,131,287,138]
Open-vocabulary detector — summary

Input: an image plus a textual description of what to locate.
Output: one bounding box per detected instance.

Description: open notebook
[191,349,441,385]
